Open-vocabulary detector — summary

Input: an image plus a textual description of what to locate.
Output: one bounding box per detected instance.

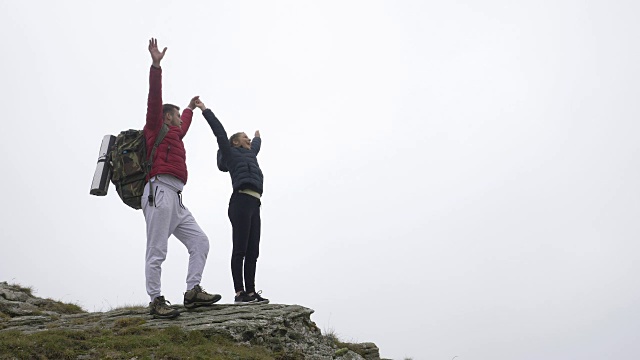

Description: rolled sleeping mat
[90,135,116,196]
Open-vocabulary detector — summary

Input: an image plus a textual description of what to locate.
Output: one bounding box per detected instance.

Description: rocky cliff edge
[0,282,382,360]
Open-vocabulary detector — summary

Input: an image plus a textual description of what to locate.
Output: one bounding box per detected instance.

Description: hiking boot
[234,291,258,305]
[184,285,222,309]
[149,296,180,319]
[248,290,270,304]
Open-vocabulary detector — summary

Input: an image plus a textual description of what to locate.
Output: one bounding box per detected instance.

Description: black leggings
[228,192,261,293]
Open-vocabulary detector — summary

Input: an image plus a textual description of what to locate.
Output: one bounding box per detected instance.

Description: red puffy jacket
[143,66,192,184]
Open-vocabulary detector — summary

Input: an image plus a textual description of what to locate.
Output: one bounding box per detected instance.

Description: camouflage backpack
[109,124,169,210]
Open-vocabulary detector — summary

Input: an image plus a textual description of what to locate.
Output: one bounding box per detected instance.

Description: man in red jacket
[143,38,221,319]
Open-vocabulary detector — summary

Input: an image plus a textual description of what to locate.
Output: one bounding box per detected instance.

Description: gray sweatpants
[142,175,210,302]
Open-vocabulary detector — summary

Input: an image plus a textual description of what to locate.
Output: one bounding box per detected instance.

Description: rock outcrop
[0,282,381,360]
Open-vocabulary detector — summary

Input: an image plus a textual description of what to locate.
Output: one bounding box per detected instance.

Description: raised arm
[251,130,261,155]
[145,38,167,132]
[178,96,198,138]
[196,99,231,158]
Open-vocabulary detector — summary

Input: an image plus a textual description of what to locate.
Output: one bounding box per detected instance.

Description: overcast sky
[1,1,639,359]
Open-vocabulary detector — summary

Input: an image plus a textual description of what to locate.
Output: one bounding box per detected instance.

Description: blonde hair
[229,132,244,147]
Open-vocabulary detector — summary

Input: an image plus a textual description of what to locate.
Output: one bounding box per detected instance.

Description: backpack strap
[146,123,169,174]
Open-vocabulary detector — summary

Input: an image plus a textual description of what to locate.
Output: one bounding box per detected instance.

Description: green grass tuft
[39,299,86,315]
[8,283,33,296]
[323,327,373,359]
[323,327,340,343]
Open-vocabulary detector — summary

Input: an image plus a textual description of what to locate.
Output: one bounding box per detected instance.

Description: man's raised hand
[188,96,200,110]
[254,130,260,138]
[148,38,167,68]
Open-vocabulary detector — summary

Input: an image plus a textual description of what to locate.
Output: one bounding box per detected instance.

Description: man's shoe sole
[151,312,180,319]
[184,294,222,309]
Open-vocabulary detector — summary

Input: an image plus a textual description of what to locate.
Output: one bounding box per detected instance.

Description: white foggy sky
[1,1,639,359]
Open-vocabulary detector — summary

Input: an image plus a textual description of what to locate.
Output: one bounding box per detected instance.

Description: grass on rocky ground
[0,284,301,360]
[323,327,372,358]
[37,299,85,315]
[0,325,301,360]
[1,284,341,360]
[0,283,85,319]
[7,283,34,296]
